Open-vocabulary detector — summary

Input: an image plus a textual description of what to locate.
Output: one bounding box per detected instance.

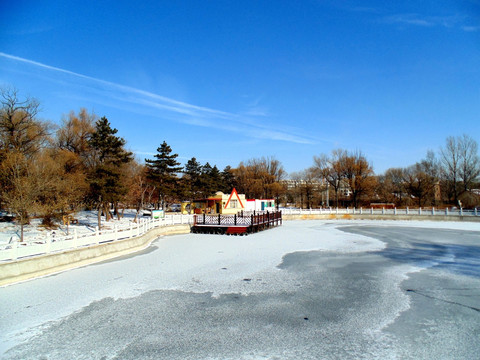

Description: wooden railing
[194,211,282,227]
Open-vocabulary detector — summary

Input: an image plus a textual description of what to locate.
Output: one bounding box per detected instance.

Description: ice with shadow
[377,242,480,278]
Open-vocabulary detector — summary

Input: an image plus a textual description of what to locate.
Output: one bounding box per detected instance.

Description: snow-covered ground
[0,209,150,245]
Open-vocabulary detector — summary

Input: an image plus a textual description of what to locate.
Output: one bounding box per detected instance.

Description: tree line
[298,142,479,210]
[1,87,479,239]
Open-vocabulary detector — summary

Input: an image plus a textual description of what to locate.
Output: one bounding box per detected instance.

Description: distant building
[282,178,352,208]
[245,199,275,212]
[183,188,275,215]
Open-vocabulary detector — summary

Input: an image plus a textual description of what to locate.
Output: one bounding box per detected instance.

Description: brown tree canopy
[35,149,89,227]
[57,109,96,157]
[0,87,52,158]
[341,151,376,208]
[313,149,375,208]
[376,168,406,206]
[233,156,286,201]
[0,151,38,240]
[313,149,347,207]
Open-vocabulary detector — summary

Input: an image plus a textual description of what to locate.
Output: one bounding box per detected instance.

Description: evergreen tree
[145,141,183,209]
[88,117,133,228]
[198,162,214,197]
[183,157,202,200]
[197,163,224,197]
[221,165,236,193]
[209,165,223,193]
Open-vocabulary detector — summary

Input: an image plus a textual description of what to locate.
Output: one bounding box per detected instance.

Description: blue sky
[1,0,479,175]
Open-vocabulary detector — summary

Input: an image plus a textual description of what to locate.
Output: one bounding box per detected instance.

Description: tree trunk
[97,205,102,230]
[104,203,111,221]
[133,206,140,223]
[352,192,358,208]
[114,202,120,220]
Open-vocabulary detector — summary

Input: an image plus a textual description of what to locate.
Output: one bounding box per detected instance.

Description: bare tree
[263,156,287,202]
[233,156,286,201]
[35,149,88,229]
[287,167,328,209]
[0,152,39,241]
[377,168,406,205]
[0,87,52,240]
[403,152,439,207]
[341,151,376,208]
[440,136,462,203]
[286,171,304,208]
[458,134,480,193]
[0,87,51,158]
[124,161,155,222]
[439,134,480,204]
[56,108,96,162]
[313,149,347,207]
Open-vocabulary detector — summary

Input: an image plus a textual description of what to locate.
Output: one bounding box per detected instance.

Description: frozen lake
[1,220,480,359]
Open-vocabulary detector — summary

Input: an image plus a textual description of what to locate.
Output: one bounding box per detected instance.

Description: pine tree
[183,157,202,200]
[196,163,224,197]
[145,141,183,209]
[198,162,213,197]
[88,117,133,228]
[209,165,223,193]
[221,165,236,193]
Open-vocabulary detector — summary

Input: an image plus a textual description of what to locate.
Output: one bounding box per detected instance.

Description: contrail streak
[0,52,314,144]
[0,52,232,118]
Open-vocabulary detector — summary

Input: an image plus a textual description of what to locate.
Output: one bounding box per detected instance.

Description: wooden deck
[191,211,282,235]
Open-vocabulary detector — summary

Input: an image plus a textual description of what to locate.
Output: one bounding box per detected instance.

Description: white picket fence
[0,214,194,262]
[281,207,479,217]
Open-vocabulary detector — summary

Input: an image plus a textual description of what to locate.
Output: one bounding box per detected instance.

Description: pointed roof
[224,188,244,209]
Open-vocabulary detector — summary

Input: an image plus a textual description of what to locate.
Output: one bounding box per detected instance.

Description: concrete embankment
[0,224,190,287]
[282,213,480,222]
